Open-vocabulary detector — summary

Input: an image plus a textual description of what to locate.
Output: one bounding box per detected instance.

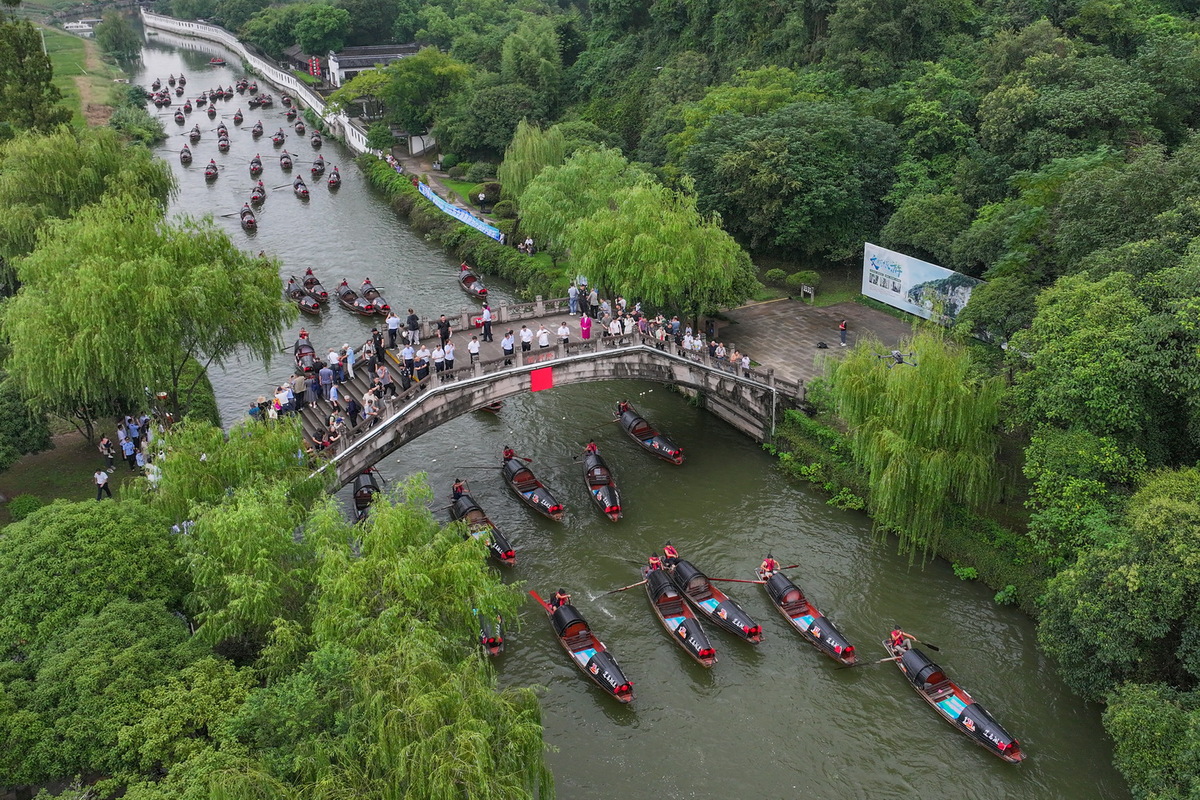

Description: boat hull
[667,560,762,643]
[759,569,856,665]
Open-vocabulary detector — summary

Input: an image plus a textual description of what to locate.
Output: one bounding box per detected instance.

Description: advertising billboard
[861,243,983,323]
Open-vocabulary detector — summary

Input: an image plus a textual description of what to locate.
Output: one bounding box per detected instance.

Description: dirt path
[75,38,113,127]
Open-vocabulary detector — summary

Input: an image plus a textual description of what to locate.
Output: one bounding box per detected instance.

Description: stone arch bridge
[318,335,806,487]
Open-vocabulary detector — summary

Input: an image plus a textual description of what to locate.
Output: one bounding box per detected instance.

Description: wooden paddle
[528,590,552,612]
[708,577,765,585]
[603,579,647,595]
[836,656,900,670]
[914,638,941,652]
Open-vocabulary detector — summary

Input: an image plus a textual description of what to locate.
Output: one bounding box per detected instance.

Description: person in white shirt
[432,344,445,375]
[386,311,401,349]
[416,344,430,363]
[683,333,694,351]
[94,469,111,500]
[343,343,356,379]
[557,322,570,344]
[741,354,751,376]
[537,325,551,348]
[480,304,493,341]
[608,318,622,337]
[468,336,480,362]
[444,340,456,370]
[520,325,533,351]
[501,331,515,365]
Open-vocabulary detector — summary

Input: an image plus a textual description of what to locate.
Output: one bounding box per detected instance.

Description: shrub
[465,161,496,182]
[491,199,517,219]
[448,164,468,179]
[7,494,45,521]
[474,182,502,204]
[440,154,460,169]
[785,270,822,290]
[952,563,979,581]
[366,122,394,151]
[764,268,787,285]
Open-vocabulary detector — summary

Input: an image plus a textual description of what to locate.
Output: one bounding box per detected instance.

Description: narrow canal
[134,29,1127,800]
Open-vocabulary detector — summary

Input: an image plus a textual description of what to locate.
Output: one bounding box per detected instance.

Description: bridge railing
[315,333,804,470]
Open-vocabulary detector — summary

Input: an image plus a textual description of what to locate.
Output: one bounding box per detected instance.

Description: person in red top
[585,440,599,454]
[647,553,663,571]
[890,628,917,651]
[502,446,516,460]
[550,588,571,609]
[662,541,679,565]
[760,553,780,577]
[451,478,465,500]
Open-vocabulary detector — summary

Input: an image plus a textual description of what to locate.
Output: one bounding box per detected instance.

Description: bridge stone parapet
[322,336,804,486]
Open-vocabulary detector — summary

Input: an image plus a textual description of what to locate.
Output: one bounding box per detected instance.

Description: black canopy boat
[247,94,261,109]
[182,98,192,113]
[642,566,717,667]
[151,77,161,91]
[530,592,634,703]
[188,125,202,143]
[208,56,226,66]
[293,176,310,199]
[250,180,267,205]
[204,160,219,180]
[475,609,505,657]
[173,110,185,124]
[233,109,244,125]
[239,204,257,231]
[360,278,390,315]
[883,641,1025,763]
[352,469,381,522]
[294,339,321,373]
[168,74,176,86]
[327,166,341,189]
[336,280,375,315]
[206,105,216,119]
[247,80,258,93]
[236,78,247,92]
[302,267,329,304]
[286,277,321,315]
[310,154,325,176]
[249,155,263,176]
[615,401,684,464]
[281,93,293,107]
[179,144,192,164]
[295,120,306,135]
[272,129,286,146]
[217,136,230,152]
[279,150,293,171]
[251,120,263,138]
[581,449,621,521]
[757,568,855,665]
[216,121,228,136]
[310,130,323,148]
[258,94,274,108]
[286,107,298,121]
[502,457,564,521]
[177,73,186,87]
[175,85,184,97]
[458,263,488,299]
[195,93,207,107]
[450,488,516,566]
[667,559,763,643]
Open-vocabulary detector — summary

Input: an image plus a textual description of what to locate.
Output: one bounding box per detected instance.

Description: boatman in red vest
[585,440,599,454]
[760,553,780,577]
[890,627,917,651]
[503,446,516,461]
[550,588,571,610]
[647,553,663,571]
[663,541,680,566]
[451,479,465,501]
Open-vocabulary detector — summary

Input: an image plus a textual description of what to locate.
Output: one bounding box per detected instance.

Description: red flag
[530,367,554,392]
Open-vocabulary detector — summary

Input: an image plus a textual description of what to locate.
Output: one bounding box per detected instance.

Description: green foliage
[763,268,787,285]
[377,47,470,134]
[828,329,1005,559]
[491,198,517,218]
[823,0,977,86]
[1104,683,1200,800]
[994,584,1018,605]
[785,270,821,290]
[881,191,972,266]
[952,563,978,580]
[240,4,306,60]
[0,20,71,134]
[5,493,44,521]
[108,104,167,146]
[498,119,565,201]
[95,12,141,60]
[0,377,52,471]
[465,160,497,182]
[293,4,351,55]
[214,0,270,32]
[500,15,562,114]
[365,121,394,151]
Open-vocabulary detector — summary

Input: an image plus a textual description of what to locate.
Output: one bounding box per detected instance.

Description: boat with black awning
[758,567,855,665]
[530,591,634,703]
[581,448,621,521]
[502,457,564,521]
[643,566,717,667]
[615,400,684,464]
[450,487,516,566]
[667,559,762,643]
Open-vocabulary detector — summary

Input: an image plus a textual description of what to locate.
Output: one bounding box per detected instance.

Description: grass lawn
[441,177,481,207]
[0,432,144,525]
[40,25,120,126]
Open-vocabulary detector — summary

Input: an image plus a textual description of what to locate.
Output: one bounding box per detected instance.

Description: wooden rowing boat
[883,640,1025,763]
[301,267,329,304]
[615,401,684,464]
[458,263,488,299]
[530,591,634,703]
[351,469,381,522]
[757,568,855,664]
[667,559,762,643]
[335,280,374,315]
[286,278,320,315]
[581,448,621,521]
[360,278,390,315]
[502,457,564,521]
[449,488,516,566]
[475,608,505,656]
[643,567,716,667]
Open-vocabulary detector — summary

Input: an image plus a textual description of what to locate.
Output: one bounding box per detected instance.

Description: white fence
[140,9,375,156]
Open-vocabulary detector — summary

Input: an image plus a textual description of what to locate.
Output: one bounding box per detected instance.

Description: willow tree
[828,328,1005,559]
[497,119,565,202]
[4,192,293,433]
[518,146,648,251]
[568,178,757,316]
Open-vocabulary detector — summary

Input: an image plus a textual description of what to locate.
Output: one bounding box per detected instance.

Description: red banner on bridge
[530,367,553,392]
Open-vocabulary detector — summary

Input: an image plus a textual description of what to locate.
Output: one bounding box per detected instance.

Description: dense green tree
[4,192,293,427]
[335,0,400,46]
[293,3,351,55]
[828,328,1005,558]
[823,0,978,85]
[500,15,562,113]
[214,0,271,33]
[0,20,71,134]
[685,101,899,258]
[0,376,52,471]
[377,46,470,133]
[498,119,565,201]
[1104,682,1200,800]
[880,191,972,265]
[240,3,307,59]
[441,81,542,156]
[95,12,141,60]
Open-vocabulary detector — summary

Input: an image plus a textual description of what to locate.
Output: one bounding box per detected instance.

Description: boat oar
[708,577,765,585]
[602,579,647,595]
[836,656,900,670]
[914,638,941,652]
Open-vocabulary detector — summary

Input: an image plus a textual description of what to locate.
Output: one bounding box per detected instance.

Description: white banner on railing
[861,243,982,323]
[417,181,503,242]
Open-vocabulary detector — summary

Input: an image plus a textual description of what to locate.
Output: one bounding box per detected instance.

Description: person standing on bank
[481,304,493,342]
[387,311,401,349]
[501,330,515,365]
[537,324,551,349]
[568,284,579,316]
[98,435,115,471]
[437,314,452,346]
[839,319,848,347]
[520,325,533,352]
[468,335,480,363]
[95,468,112,501]
[406,308,421,345]
[444,339,456,371]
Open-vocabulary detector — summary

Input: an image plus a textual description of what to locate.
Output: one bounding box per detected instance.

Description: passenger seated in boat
[760,553,780,577]
[663,542,679,565]
[890,627,917,651]
[647,553,663,571]
[451,478,465,500]
[550,588,571,609]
